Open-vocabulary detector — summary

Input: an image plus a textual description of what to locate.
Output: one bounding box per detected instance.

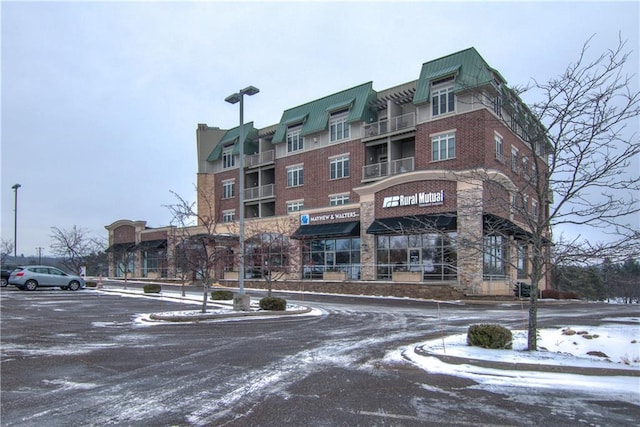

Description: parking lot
[2,284,639,426]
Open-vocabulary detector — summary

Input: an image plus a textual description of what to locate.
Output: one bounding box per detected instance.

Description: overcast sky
[1,0,638,257]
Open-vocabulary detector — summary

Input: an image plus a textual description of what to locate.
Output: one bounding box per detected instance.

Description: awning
[106,242,136,253]
[291,221,360,240]
[367,214,457,235]
[134,239,167,251]
[483,214,551,244]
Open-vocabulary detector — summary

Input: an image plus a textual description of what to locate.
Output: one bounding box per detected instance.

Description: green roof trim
[273,82,376,143]
[206,122,258,161]
[414,47,504,105]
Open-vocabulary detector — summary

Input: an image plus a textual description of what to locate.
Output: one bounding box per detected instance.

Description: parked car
[1,268,15,287]
[8,265,86,291]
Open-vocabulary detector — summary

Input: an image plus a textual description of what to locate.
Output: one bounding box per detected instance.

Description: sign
[382,190,444,208]
[300,210,359,225]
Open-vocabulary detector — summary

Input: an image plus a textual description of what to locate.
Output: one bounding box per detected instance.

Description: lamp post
[225,85,259,310]
[11,183,21,258]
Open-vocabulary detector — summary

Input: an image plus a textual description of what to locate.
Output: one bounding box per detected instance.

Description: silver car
[9,265,86,291]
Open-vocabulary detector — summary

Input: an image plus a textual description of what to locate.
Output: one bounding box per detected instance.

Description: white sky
[1,0,638,256]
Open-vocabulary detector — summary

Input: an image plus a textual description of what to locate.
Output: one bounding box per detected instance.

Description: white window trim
[286,164,304,188]
[329,154,350,180]
[286,125,304,153]
[431,77,456,118]
[329,193,350,206]
[494,131,504,163]
[286,199,304,213]
[222,209,235,223]
[222,147,235,169]
[222,179,235,199]
[431,131,456,162]
[329,111,350,143]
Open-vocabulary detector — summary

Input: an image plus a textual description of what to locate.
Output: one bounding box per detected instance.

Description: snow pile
[417,323,640,368]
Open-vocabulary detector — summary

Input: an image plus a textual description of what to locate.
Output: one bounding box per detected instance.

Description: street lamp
[225,85,259,310]
[11,183,21,258]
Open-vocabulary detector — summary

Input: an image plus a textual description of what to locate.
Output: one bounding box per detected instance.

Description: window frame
[222,179,235,199]
[222,147,235,169]
[431,132,456,162]
[286,200,304,213]
[329,154,350,180]
[431,76,455,117]
[329,110,350,142]
[222,210,235,223]
[286,164,304,188]
[286,125,304,153]
[329,194,350,206]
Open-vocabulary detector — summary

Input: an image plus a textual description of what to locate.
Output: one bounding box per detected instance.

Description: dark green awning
[367,214,457,234]
[291,221,360,239]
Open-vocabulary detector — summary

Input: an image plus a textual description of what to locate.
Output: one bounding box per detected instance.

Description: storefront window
[484,235,507,279]
[376,233,457,281]
[302,237,361,279]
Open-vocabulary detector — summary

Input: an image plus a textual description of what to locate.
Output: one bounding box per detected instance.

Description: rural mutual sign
[382,190,444,208]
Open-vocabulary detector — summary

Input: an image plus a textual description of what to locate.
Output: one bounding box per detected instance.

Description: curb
[413,346,640,377]
[149,306,313,322]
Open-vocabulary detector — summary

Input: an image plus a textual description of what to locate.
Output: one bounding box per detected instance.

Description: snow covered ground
[101,286,640,402]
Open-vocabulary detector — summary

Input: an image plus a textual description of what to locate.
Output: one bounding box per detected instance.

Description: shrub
[211,290,234,300]
[560,291,579,300]
[541,289,560,299]
[467,324,513,349]
[143,284,161,293]
[259,297,286,311]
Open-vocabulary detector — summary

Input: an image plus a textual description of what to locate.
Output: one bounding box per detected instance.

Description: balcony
[245,150,275,168]
[362,157,414,180]
[244,184,275,201]
[364,112,416,139]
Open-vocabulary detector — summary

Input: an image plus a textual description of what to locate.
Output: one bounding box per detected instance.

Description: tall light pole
[225,85,259,310]
[11,183,21,258]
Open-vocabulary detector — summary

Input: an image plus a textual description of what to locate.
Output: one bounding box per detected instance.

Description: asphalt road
[1,283,639,426]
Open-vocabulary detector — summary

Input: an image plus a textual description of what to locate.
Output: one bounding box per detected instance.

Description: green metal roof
[413,47,505,105]
[207,122,258,161]
[272,82,377,143]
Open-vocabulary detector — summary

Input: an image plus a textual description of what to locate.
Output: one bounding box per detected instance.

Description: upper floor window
[222,147,235,169]
[287,165,304,187]
[493,95,503,117]
[431,132,456,162]
[287,126,304,153]
[330,110,350,142]
[495,133,504,162]
[329,155,350,179]
[222,210,235,223]
[329,194,350,206]
[531,200,539,220]
[431,76,455,117]
[287,200,304,213]
[511,147,519,173]
[222,180,235,199]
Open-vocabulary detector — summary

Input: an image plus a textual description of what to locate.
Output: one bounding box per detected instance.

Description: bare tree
[50,225,105,275]
[166,188,235,313]
[510,36,640,349]
[1,239,14,265]
[245,216,297,296]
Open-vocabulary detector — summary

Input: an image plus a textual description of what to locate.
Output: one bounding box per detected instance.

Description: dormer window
[222,146,235,169]
[329,109,350,142]
[287,125,304,153]
[431,75,455,117]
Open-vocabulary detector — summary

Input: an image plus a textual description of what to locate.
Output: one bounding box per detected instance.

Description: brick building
[107,47,550,296]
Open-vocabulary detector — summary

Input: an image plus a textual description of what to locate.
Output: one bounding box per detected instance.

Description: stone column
[456,179,484,295]
[359,195,376,281]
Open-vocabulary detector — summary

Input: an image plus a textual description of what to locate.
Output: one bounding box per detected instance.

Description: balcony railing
[364,112,416,139]
[245,150,275,168]
[244,183,275,201]
[362,157,414,180]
